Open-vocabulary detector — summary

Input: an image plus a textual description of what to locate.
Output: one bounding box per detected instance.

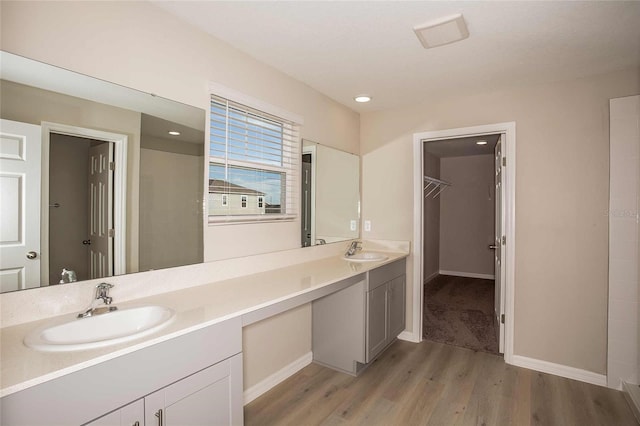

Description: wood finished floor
[245,340,638,426]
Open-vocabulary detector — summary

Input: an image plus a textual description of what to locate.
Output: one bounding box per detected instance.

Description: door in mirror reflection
[48,133,115,285]
[0,119,42,292]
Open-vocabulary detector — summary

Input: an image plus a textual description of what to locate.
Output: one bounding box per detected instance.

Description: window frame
[207,83,303,225]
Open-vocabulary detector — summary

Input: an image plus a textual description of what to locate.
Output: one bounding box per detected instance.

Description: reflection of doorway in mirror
[48,134,113,284]
[301,152,313,247]
[41,123,128,288]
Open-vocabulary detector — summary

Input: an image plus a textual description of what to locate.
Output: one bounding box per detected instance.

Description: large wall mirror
[301,140,359,247]
[0,51,205,293]
[0,52,361,294]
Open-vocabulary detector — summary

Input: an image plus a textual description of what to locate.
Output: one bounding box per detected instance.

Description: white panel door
[0,119,41,293]
[88,142,113,279]
[494,135,505,353]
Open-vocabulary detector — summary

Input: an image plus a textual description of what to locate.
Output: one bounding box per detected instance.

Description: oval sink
[343,252,389,262]
[24,305,175,352]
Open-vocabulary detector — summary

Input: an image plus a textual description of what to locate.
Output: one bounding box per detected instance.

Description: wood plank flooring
[245,340,638,426]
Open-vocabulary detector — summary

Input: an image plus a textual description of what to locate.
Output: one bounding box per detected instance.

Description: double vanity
[0,244,408,425]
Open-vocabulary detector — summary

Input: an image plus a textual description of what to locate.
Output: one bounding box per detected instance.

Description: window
[208,93,300,222]
[221,194,228,206]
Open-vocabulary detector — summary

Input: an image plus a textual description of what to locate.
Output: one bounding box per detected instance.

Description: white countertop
[0,251,407,398]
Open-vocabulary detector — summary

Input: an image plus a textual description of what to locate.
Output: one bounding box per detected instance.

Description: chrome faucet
[77,283,118,318]
[345,240,362,257]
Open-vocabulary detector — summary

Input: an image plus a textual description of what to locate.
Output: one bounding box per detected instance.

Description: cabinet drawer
[367,259,405,291]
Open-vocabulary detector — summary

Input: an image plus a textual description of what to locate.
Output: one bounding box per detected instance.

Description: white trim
[424,270,439,283]
[438,270,495,280]
[622,381,640,423]
[412,122,516,364]
[511,355,607,387]
[41,122,128,281]
[398,330,420,343]
[243,351,312,405]
[209,81,304,125]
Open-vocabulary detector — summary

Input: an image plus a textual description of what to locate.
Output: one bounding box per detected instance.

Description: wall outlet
[364,220,371,232]
[350,220,357,231]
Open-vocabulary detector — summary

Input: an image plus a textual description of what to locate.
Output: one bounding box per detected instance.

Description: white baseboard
[243,351,313,405]
[623,381,640,423]
[424,271,439,283]
[510,355,607,387]
[398,330,420,343]
[439,270,495,280]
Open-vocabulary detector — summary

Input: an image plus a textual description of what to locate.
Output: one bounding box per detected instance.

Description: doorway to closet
[422,134,501,354]
[416,121,516,364]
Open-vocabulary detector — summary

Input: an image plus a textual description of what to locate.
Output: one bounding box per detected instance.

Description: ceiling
[154,1,640,113]
[424,134,499,158]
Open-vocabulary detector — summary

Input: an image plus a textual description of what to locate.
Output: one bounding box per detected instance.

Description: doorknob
[488,245,497,250]
[82,240,92,245]
[26,251,38,259]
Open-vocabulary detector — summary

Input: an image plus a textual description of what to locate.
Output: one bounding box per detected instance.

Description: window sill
[207,214,296,226]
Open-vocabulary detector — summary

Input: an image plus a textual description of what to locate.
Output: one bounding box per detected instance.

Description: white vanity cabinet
[85,400,144,426]
[1,317,243,426]
[85,355,241,426]
[312,259,406,375]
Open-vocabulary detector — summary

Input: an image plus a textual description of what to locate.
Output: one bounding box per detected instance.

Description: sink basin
[343,252,389,262]
[24,305,175,352]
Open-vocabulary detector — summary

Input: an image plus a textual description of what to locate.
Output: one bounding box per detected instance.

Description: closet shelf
[424,175,451,198]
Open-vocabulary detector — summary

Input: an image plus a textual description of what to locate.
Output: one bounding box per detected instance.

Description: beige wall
[315,144,360,242]
[1,1,358,390]
[439,155,495,276]
[139,146,203,272]
[361,68,640,374]
[0,80,142,274]
[423,151,440,281]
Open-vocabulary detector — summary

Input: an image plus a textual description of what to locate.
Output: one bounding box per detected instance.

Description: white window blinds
[208,94,300,222]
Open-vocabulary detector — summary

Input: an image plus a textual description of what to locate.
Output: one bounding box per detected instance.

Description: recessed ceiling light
[414,13,469,49]
[354,95,372,103]
[168,131,181,136]
[476,140,488,145]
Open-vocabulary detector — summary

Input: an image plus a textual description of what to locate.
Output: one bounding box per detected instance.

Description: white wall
[607,95,640,389]
[361,67,640,374]
[439,155,495,277]
[0,1,359,390]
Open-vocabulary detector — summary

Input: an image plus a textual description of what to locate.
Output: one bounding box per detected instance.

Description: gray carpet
[423,274,499,355]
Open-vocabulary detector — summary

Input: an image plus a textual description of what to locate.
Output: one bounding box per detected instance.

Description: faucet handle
[95,283,114,304]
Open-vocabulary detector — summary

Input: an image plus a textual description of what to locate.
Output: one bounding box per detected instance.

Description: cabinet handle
[132,422,140,426]
[155,409,163,426]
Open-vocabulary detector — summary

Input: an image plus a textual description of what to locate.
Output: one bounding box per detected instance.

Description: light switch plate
[364,220,371,232]
[350,220,357,231]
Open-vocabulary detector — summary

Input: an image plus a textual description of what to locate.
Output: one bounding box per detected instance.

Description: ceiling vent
[413,14,469,49]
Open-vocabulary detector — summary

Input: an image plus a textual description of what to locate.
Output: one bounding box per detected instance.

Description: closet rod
[423,175,452,198]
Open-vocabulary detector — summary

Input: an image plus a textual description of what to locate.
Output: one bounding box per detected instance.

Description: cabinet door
[145,355,242,426]
[366,284,388,361]
[388,275,406,339]
[85,399,143,426]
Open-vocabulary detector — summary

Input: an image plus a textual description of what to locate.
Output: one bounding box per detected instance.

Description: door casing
[41,122,128,284]
[411,122,516,364]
